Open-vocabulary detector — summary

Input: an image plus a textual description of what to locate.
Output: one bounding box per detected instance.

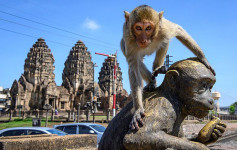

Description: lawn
[0,118,64,130]
[0,116,109,130]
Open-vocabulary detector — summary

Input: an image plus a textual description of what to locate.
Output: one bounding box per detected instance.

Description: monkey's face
[132,21,155,48]
[180,77,215,118]
[167,59,216,118]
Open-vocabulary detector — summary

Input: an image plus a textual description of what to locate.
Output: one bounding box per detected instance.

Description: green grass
[0,118,32,130]
[0,115,110,130]
[0,118,62,130]
[89,115,107,120]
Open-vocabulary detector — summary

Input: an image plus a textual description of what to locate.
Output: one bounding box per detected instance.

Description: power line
[0,10,118,47]
[0,10,121,60]
[0,27,117,56]
[0,27,72,47]
[0,18,61,36]
[0,17,117,50]
[0,3,55,23]
[0,3,105,45]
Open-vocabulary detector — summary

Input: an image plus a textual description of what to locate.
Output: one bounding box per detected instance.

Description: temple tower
[10,38,59,110]
[62,40,94,109]
[98,57,124,109]
[24,38,55,85]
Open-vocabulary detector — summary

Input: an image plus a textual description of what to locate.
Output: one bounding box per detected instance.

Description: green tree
[229,105,235,115]
[229,101,237,115]
[233,102,237,106]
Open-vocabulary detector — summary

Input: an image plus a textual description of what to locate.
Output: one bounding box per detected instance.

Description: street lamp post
[43,104,52,127]
[93,63,98,99]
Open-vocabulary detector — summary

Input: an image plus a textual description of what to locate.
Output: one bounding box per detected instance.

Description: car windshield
[47,129,67,136]
[89,125,106,132]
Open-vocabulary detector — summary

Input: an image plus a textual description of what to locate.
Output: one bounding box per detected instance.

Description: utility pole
[93,63,98,99]
[164,54,173,70]
[112,56,117,117]
[95,52,117,118]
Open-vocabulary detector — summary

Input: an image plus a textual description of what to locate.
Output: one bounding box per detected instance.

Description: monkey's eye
[198,82,209,93]
[135,26,142,31]
[203,84,208,89]
[146,26,152,31]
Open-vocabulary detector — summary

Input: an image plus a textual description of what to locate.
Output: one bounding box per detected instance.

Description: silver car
[0,127,67,137]
[53,123,106,146]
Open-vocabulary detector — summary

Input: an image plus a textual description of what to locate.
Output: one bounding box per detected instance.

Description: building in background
[212,91,237,115]
[62,40,94,110]
[0,87,11,112]
[8,38,128,112]
[10,38,69,111]
[219,106,230,114]
[98,56,128,109]
[212,92,221,113]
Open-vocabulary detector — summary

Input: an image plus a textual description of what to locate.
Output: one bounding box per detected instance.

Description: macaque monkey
[120,5,215,130]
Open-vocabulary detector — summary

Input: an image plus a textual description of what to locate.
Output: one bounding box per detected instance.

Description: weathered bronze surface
[99,58,226,150]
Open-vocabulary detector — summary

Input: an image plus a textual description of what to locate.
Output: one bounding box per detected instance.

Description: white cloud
[82,18,100,30]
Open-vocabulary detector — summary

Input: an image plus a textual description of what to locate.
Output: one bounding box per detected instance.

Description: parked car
[53,123,106,146]
[0,127,67,137]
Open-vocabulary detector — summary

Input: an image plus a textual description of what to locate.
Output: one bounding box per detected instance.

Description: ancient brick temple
[62,40,94,109]
[10,38,128,112]
[98,56,128,109]
[10,38,69,111]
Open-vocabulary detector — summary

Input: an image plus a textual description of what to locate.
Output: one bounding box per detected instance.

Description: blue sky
[0,0,237,107]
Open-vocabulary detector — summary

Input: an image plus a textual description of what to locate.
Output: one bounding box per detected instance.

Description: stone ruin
[10,38,69,111]
[98,56,128,110]
[10,38,128,112]
[62,40,94,109]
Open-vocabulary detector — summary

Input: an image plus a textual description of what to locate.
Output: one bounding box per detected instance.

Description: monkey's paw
[152,66,167,80]
[129,108,145,131]
[199,58,216,76]
[197,117,226,145]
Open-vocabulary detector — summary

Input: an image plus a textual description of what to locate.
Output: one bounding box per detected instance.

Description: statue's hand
[197,117,226,145]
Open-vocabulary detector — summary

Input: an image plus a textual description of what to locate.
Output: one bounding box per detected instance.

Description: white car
[0,127,67,137]
[53,123,106,146]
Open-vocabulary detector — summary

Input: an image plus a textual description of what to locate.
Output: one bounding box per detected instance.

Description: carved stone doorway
[48,95,57,109]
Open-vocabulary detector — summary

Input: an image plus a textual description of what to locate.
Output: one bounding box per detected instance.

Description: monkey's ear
[165,70,179,87]
[158,11,164,25]
[124,11,130,22]
[159,11,164,20]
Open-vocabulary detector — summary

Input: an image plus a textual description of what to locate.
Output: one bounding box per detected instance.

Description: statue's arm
[124,131,209,150]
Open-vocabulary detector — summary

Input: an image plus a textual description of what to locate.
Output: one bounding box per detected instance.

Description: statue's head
[163,58,216,118]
